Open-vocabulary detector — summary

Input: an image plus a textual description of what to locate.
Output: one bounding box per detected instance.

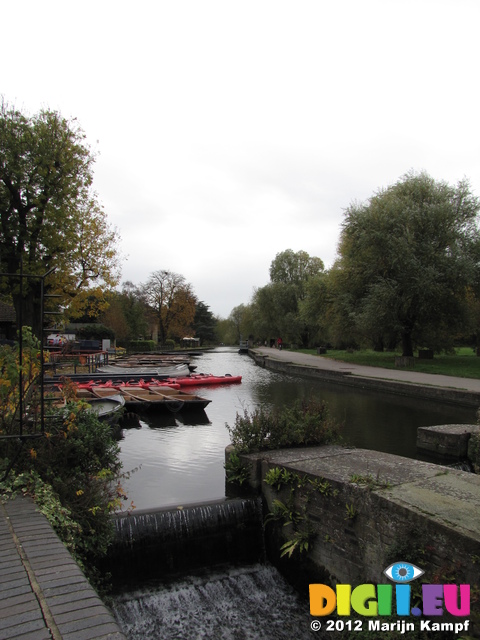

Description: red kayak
[76,379,181,390]
[159,374,242,387]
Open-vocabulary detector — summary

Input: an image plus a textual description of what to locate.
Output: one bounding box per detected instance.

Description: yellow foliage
[0,328,42,435]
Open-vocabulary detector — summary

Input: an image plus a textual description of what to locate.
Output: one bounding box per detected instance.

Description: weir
[105,497,265,589]
[106,498,320,639]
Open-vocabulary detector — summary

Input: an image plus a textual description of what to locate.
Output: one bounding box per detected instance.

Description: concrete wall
[226,444,480,588]
[249,350,480,407]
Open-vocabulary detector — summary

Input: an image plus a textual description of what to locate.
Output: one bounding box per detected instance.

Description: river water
[117,347,475,511]
[111,347,475,639]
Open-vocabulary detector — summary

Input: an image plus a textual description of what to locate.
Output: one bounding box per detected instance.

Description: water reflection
[118,348,476,511]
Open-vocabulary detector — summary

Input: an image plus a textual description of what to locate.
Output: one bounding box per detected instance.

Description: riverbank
[249,347,480,407]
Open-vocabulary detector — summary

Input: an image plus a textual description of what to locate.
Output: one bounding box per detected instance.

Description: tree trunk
[401,332,414,357]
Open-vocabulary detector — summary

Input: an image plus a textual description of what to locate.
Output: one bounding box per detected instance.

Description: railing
[45,350,109,374]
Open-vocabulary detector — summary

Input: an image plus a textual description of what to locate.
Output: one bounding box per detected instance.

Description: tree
[192,301,217,344]
[252,282,303,344]
[118,281,149,340]
[298,272,329,345]
[142,270,196,344]
[254,249,325,346]
[0,100,120,337]
[228,303,255,344]
[269,249,324,300]
[335,171,480,356]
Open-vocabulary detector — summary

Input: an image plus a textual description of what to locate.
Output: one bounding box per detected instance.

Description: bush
[0,399,130,587]
[226,399,342,454]
[76,324,115,340]
[0,327,42,436]
[126,340,156,352]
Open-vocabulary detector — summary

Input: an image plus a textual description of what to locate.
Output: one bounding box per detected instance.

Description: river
[117,347,475,511]
[111,347,476,639]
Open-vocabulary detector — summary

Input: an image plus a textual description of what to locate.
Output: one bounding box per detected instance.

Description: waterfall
[448,459,474,472]
[105,498,264,589]
[111,563,317,640]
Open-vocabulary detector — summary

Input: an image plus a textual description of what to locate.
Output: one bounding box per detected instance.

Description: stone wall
[226,444,480,588]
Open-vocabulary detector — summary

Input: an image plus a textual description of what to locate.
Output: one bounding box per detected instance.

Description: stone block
[416,423,479,460]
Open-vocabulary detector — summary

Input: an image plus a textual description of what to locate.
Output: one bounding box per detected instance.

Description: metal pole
[18,257,23,437]
[40,275,45,434]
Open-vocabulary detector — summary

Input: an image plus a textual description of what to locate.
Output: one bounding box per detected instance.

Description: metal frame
[0,264,56,439]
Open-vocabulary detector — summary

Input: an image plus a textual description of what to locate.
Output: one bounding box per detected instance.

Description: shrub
[126,340,156,352]
[76,324,115,340]
[0,369,130,587]
[0,327,43,436]
[226,399,342,454]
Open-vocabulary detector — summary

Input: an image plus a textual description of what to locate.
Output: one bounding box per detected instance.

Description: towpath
[251,347,480,395]
[0,495,126,640]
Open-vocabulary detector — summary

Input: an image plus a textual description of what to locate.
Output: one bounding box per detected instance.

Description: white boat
[84,394,125,425]
[94,363,191,377]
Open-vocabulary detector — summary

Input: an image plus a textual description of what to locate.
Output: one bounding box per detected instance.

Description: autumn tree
[142,270,196,344]
[0,100,120,337]
[335,171,480,356]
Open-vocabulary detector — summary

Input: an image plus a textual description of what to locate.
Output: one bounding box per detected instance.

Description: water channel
[110,348,476,639]
[118,347,475,511]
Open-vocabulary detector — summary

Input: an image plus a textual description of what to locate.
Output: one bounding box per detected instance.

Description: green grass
[290,347,480,379]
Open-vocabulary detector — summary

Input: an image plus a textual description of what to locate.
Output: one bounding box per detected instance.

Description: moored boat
[154,373,242,388]
[44,386,125,428]
[95,363,192,377]
[90,385,211,413]
[83,394,125,425]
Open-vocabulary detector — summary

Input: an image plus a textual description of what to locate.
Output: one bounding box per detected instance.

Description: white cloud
[3,0,480,317]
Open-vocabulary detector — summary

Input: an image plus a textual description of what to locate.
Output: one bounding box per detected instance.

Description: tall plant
[0,327,42,436]
[0,338,131,587]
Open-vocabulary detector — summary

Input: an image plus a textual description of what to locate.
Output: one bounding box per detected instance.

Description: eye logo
[383,562,424,583]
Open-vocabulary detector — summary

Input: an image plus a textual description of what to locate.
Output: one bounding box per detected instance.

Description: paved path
[252,347,480,393]
[0,496,126,640]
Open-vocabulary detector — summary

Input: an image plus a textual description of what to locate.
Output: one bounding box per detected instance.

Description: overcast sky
[3,0,480,318]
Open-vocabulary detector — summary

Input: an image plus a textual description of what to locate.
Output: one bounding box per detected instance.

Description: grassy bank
[291,347,480,379]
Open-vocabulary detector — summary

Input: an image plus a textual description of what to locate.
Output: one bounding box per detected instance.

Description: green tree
[269,249,324,299]
[192,301,217,344]
[99,283,149,342]
[335,171,480,356]
[298,272,329,345]
[215,317,238,345]
[0,100,120,336]
[252,282,303,344]
[228,303,254,344]
[254,249,325,346]
[119,281,149,340]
